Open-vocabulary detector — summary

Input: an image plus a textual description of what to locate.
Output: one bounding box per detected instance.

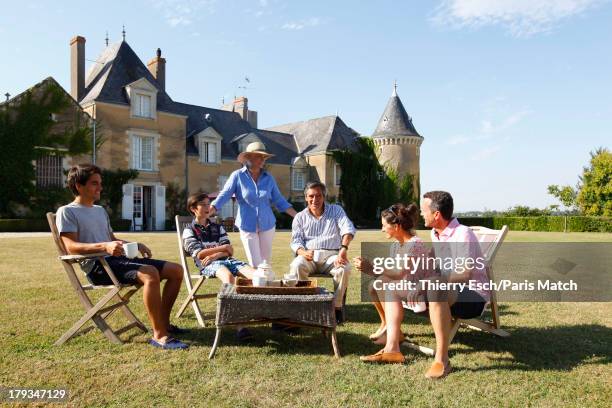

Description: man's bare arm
[60,232,123,256]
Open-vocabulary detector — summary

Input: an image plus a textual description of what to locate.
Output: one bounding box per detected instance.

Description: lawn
[0,230,610,407]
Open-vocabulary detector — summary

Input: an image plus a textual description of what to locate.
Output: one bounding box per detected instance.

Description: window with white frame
[335,163,342,186]
[292,169,305,191]
[36,153,63,187]
[200,139,218,163]
[132,134,155,171]
[134,94,152,118]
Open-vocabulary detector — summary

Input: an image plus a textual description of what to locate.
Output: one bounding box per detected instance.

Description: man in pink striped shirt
[417,190,490,379]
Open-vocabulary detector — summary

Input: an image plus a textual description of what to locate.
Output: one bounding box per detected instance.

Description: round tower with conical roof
[372,83,424,197]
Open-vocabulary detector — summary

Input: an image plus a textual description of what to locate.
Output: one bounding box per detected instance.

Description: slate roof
[171,102,298,165]
[80,41,175,111]
[265,115,360,155]
[78,40,359,165]
[372,88,421,138]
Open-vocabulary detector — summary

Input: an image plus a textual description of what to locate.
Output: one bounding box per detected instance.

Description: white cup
[252,276,267,287]
[123,242,139,258]
[313,249,322,263]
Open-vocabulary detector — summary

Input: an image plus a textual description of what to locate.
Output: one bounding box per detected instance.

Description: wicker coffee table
[209,283,340,359]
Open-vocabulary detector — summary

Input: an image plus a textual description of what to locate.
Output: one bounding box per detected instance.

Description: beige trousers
[289,250,350,308]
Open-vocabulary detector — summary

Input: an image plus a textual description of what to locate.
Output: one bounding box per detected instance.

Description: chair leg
[118,302,147,333]
[191,295,206,327]
[208,328,222,359]
[176,277,205,319]
[402,340,435,356]
[331,329,341,358]
[55,288,121,346]
[462,319,510,337]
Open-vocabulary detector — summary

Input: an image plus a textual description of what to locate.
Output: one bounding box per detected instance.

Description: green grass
[0,230,611,407]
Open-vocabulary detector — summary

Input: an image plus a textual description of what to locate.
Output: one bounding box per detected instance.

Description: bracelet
[340,245,349,250]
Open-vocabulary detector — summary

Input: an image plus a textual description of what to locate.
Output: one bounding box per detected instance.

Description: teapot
[254,259,274,286]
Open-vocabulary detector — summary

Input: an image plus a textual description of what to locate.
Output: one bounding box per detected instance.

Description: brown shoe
[425,361,451,379]
[360,349,405,364]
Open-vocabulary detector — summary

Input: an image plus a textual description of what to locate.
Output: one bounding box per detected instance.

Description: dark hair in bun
[381,203,419,232]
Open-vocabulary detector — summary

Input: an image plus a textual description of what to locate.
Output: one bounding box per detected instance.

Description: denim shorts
[85,256,166,286]
[200,258,248,278]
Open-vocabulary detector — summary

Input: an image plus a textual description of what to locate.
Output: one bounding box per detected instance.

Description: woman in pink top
[354,203,431,364]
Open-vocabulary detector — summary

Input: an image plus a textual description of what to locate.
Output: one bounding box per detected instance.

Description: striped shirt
[290,203,356,254]
[182,219,231,269]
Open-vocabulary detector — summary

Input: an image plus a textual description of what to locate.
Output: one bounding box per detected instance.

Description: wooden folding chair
[174,215,217,326]
[46,212,147,345]
[403,225,510,356]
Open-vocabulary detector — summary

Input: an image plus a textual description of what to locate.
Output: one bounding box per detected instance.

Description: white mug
[313,249,322,263]
[123,242,139,258]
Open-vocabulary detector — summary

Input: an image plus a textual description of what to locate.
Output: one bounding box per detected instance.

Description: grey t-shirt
[56,202,113,273]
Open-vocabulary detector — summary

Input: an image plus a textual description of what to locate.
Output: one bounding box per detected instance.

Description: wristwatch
[340,245,349,250]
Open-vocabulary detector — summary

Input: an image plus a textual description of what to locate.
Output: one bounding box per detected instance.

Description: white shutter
[154,184,166,230]
[131,136,141,169]
[207,142,217,163]
[122,184,134,221]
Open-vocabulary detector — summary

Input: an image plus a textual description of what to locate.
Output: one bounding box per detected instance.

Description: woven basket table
[208,283,340,359]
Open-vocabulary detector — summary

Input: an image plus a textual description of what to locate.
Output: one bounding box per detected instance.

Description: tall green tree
[548,148,611,217]
[576,147,611,216]
[0,81,98,216]
[547,184,578,212]
[332,137,417,226]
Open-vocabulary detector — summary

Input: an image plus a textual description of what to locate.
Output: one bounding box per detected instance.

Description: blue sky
[1,0,611,211]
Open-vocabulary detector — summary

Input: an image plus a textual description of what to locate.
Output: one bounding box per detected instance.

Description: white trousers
[239,228,275,267]
[289,250,351,308]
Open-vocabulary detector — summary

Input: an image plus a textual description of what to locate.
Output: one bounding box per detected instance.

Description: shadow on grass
[173,324,370,357]
[172,306,609,369]
[452,324,612,372]
[343,302,518,325]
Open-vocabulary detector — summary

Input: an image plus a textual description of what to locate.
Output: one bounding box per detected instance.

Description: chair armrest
[59,253,108,262]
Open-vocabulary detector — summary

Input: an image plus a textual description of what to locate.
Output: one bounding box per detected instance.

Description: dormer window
[291,156,309,191]
[195,127,223,165]
[125,78,158,120]
[200,139,217,163]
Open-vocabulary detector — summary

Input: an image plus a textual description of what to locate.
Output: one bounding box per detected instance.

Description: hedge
[0,218,132,232]
[0,219,50,232]
[458,216,612,233]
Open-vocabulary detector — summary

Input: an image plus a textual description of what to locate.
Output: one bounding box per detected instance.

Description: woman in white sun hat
[210,141,297,267]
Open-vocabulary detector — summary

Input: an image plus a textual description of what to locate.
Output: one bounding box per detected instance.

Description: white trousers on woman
[239,228,275,267]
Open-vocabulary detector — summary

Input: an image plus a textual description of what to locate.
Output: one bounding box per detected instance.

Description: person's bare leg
[237,265,255,279]
[159,262,183,329]
[369,282,386,338]
[215,267,234,284]
[382,300,404,353]
[137,266,167,340]
[427,288,458,366]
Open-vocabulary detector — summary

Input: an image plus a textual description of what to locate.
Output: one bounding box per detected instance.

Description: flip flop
[148,337,189,350]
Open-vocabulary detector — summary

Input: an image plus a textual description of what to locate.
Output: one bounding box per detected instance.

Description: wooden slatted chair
[403,225,510,355]
[174,215,217,326]
[47,212,147,345]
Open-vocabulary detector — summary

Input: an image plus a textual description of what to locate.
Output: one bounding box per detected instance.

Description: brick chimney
[147,48,166,91]
[222,96,258,128]
[70,36,86,101]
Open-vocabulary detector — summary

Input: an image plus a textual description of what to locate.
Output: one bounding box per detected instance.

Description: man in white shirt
[290,181,356,323]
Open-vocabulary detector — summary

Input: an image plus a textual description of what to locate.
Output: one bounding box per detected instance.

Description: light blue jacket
[211,167,292,233]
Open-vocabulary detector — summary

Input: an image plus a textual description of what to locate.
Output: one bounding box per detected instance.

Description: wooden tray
[235,278,319,295]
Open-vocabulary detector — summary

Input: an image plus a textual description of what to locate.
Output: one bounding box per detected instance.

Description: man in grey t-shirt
[56,164,188,350]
